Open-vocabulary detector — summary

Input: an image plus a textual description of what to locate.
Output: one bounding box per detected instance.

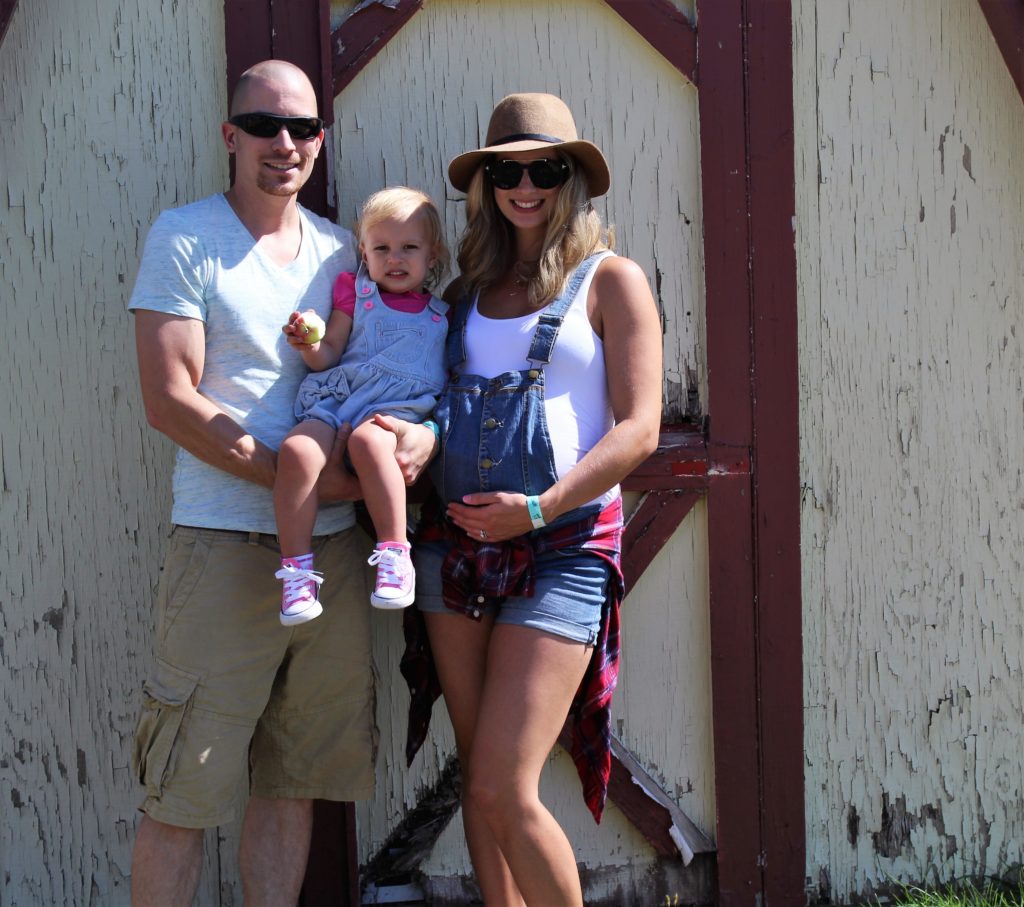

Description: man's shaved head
[230,60,318,117]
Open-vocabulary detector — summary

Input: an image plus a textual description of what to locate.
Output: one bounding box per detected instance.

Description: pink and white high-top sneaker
[366,542,415,610]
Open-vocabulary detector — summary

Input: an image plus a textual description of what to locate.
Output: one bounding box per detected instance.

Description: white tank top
[462,253,618,507]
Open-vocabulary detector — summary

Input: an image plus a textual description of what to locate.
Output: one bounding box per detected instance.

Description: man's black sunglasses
[484,158,570,190]
[228,112,324,141]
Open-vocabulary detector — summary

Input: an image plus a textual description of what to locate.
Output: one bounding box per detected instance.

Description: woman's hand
[315,424,364,501]
[372,414,438,485]
[447,492,535,542]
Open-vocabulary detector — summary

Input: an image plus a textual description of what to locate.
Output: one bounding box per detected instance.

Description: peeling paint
[797,0,1024,900]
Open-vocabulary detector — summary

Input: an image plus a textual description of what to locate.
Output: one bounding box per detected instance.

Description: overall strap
[444,292,472,370]
[427,295,449,318]
[526,252,612,366]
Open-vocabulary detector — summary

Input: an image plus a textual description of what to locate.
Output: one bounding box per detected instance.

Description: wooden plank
[301,802,360,907]
[331,0,425,96]
[0,0,19,48]
[224,0,334,217]
[557,725,713,862]
[696,0,763,901]
[976,0,1024,102]
[622,490,701,592]
[361,755,462,886]
[603,0,698,84]
[745,0,805,902]
[705,472,761,905]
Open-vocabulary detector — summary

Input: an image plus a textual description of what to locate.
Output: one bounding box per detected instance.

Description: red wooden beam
[697,0,765,901]
[0,0,19,49]
[744,0,805,902]
[331,0,425,96]
[622,490,702,591]
[977,0,1024,102]
[557,724,714,862]
[603,0,698,84]
[224,0,334,217]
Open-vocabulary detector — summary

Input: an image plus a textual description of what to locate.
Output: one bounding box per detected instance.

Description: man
[128,60,431,906]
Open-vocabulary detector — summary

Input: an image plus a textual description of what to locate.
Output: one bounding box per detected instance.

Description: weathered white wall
[332,0,712,901]
[795,0,1024,901]
[0,1,229,904]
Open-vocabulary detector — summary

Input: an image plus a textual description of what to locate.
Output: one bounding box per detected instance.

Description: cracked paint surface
[795,0,1024,902]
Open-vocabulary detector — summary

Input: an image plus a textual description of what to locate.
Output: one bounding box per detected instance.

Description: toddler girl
[273,186,449,624]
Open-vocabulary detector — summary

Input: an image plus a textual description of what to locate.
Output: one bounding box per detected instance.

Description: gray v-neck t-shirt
[129,193,358,534]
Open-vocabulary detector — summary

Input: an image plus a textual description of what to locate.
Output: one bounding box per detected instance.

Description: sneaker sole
[280,600,324,626]
[370,591,415,610]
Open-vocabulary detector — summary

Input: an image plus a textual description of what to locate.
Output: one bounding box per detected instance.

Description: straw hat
[448,93,610,197]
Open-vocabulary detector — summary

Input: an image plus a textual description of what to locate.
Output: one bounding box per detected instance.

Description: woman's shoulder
[591,254,649,296]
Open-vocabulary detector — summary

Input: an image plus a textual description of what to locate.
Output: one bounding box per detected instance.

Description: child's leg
[347,419,407,543]
[348,419,415,609]
[274,420,336,557]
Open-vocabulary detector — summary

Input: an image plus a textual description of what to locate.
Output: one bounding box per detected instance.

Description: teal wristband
[423,419,440,440]
[526,495,546,529]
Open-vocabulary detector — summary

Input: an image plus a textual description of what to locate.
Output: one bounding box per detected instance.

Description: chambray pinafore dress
[295,263,449,430]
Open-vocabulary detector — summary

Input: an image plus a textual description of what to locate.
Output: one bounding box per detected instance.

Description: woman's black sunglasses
[484,158,570,190]
[228,112,324,141]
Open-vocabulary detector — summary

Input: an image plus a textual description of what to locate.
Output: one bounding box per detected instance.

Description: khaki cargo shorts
[132,525,378,828]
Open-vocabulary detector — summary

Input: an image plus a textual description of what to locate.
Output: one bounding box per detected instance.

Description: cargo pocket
[132,658,201,798]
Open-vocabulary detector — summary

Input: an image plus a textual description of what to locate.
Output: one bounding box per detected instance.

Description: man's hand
[372,414,438,485]
[316,424,364,501]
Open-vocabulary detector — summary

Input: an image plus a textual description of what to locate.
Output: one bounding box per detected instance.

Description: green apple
[297,312,326,344]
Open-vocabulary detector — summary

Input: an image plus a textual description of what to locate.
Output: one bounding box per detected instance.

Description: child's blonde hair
[356,186,450,290]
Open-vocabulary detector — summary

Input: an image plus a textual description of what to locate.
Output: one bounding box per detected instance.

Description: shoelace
[367,548,409,588]
[274,563,324,602]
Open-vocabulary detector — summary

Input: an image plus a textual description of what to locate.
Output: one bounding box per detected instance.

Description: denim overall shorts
[416,253,612,641]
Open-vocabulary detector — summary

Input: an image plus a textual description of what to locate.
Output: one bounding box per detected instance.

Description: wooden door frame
[222,0,803,904]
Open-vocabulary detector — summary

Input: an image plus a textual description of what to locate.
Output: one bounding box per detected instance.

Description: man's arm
[135,310,279,488]
[135,309,365,501]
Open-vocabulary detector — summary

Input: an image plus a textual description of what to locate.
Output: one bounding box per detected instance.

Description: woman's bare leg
[469,624,592,906]
[425,612,526,907]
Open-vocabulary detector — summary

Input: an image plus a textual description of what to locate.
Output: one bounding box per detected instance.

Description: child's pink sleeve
[331,271,358,317]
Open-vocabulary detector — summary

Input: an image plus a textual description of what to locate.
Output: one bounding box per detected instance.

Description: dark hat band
[490,132,565,146]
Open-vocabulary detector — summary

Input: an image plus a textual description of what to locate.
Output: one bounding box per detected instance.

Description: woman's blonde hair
[356,186,450,290]
[455,153,613,308]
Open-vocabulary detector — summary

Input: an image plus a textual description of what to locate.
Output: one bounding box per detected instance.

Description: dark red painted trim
[705,474,761,903]
[977,0,1024,102]
[622,490,701,591]
[604,0,698,84]
[0,0,19,49]
[744,0,805,902]
[224,0,334,217]
[699,0,805,902]
[698,0,764,901]
[331,0,424,96]
[301,802,360,907]
[330,0,693,98]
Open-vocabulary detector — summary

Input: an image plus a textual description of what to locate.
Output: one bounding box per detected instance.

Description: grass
[869,878,1024,907]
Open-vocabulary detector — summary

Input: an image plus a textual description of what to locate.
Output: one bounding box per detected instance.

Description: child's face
[359,215,436,295]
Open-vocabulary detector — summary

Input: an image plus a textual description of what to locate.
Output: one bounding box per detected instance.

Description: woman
[402,92,663,906]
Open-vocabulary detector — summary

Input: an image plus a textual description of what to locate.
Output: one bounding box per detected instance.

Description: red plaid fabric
[401,495,624,823]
